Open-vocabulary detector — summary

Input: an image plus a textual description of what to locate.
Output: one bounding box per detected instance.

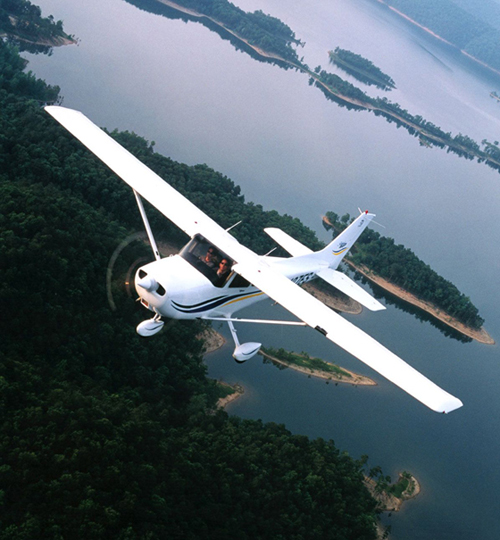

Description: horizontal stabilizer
[264,227,312,257]
[317,268,385,312]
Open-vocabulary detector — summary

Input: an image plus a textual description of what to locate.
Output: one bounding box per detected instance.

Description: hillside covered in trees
[0,21,381,540]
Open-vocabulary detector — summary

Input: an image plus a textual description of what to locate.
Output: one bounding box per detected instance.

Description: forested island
[260,347,376,386]
[373,0,500,74]
[329,47,396,90]
[148,0,500,181]
[323,212,493,344]
[0,11,389,538]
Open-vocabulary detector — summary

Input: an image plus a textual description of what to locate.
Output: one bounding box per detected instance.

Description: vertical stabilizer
[318,211,374,269]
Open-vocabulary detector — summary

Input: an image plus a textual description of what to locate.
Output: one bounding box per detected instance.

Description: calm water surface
[25,1,500,538]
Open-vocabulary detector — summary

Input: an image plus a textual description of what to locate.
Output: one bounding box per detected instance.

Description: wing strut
[133,189,161,261]
[202,317,307,326]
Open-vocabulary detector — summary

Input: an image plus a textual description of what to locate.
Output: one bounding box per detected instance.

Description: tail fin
[318,211,374,269]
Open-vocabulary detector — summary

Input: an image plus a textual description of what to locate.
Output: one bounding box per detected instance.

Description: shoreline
[346,260,494,345]
[321,217,493,345]
[216,381,244,408]
[157,0,290,63]
[366,473,421,513]
[1,28,76,48]
[160,0,500,172]
[260,350,377,386]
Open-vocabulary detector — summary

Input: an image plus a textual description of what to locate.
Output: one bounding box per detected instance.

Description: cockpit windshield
[179,235,234,287]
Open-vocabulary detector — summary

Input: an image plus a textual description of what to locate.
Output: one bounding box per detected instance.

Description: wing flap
[233,262,462,413]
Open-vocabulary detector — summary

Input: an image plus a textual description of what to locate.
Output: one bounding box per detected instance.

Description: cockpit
[179,235,250,289]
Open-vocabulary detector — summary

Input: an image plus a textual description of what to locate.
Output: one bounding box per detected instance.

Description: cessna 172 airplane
[45,106,463,414]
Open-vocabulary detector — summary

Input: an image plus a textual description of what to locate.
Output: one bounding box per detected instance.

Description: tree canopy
[0,29,379,539]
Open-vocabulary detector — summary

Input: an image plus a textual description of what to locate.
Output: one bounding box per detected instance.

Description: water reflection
[360,278,473,343]
[3,36,53,55]
[123,0,500,185]
[124,0,292,68]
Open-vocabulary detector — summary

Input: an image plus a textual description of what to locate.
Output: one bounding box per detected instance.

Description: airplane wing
[45,106,256,263]
[46,106,463,413]
[233,261,463,413]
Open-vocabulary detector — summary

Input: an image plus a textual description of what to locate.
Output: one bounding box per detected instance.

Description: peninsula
[260,346,376,386]
[365,470,420,514]
[153,0,500,178]
[0,1,75,50]
[323,214,494,345]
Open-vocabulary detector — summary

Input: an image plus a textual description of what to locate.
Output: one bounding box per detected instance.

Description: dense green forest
[0,25,383,540]
[324,212,484,330]
[329,47,396,90]
[379,0,500,72]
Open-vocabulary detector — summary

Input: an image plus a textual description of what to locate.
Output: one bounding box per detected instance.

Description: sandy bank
[260,350,376,386]
[346,261,494,345]
[216,381,244,408]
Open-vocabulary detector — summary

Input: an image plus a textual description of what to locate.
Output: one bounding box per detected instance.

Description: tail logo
[333,242,348,256]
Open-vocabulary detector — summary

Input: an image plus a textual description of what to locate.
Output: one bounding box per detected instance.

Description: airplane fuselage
[135,252,325,320]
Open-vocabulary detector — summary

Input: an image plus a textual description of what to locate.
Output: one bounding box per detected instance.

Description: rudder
[318,211,374,269]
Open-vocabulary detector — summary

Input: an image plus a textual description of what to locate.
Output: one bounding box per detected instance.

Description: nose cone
[137,275,158,292]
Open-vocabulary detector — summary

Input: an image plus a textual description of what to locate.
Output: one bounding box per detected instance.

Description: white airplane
[45,106,463,414]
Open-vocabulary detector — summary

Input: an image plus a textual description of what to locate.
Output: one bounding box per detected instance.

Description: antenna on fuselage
[133,189,161,260]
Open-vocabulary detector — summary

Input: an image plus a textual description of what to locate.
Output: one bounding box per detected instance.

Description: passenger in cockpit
[202,246,219,268]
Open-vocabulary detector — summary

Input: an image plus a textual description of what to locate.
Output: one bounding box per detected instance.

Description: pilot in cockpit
[215,258,232,286]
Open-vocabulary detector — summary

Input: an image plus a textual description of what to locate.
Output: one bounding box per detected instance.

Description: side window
[180,235,235,286]
[228,273,251,289]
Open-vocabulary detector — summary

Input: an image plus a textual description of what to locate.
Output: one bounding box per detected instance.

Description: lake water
[25,0,500,538]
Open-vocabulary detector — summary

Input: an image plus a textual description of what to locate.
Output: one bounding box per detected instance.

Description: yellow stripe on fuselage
[223,291,265,307]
